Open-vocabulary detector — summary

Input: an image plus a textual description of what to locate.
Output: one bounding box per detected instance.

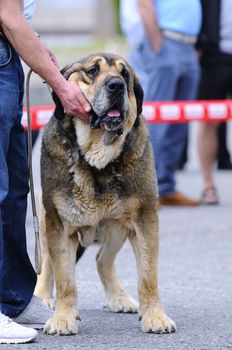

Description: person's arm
[0,0,91,120]
[138,0,163,52]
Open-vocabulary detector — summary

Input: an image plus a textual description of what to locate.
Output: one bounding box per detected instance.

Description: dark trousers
[0,37,36,317]
[198,52,232,167]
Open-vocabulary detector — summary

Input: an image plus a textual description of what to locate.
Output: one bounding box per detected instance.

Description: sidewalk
[5,133,228,350]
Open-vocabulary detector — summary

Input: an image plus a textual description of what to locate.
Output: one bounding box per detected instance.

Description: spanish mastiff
[35,53,176,335]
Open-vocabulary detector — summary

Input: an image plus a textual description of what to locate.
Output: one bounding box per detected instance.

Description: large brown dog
[35,53,176,335]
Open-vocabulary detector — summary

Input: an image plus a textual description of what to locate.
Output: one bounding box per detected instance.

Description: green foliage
[111,0,121,33]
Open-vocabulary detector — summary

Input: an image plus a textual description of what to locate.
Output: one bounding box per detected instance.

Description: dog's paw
[44,314,78,336]
[140,308,176,334]
[42,298,56,310]
[105,294,138,313]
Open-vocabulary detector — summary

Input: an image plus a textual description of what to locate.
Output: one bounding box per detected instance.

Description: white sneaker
[0,312,38,344]
[13,295,53,329]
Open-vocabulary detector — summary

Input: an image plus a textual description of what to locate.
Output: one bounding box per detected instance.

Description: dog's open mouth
[89,108,124,131]
[101,109,124,131]
[89,107,124,145]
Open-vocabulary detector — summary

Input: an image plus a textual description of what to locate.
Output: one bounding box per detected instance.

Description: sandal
[201,187,219,205]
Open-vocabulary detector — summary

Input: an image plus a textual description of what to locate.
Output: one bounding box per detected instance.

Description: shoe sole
[19,323,44,329]
[0,334,37,344]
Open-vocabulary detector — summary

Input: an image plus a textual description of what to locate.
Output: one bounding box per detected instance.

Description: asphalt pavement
[2,130,232,350]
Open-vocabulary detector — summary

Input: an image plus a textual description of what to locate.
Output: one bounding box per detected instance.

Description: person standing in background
[137,0,202,206]
[197,0,232,205]
[120,0,147,89]
[0,0,90,344]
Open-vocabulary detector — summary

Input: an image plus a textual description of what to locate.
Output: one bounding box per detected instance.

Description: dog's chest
[57,163,129,227]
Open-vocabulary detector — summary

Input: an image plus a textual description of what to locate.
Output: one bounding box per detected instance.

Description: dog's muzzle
[89,77,127,132]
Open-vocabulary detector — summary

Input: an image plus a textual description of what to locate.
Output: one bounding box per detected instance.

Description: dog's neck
[73,119,128,170]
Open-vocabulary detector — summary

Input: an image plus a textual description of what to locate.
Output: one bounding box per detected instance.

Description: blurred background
[26,0,130,149]
[27,0,232,173]
[27,0,124,106]
[34,0,119,39]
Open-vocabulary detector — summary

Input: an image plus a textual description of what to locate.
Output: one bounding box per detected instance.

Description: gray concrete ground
[1,131,232,350]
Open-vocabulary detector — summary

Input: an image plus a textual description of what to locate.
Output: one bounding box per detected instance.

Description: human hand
[58,80,91,122]
[151,30,163,53]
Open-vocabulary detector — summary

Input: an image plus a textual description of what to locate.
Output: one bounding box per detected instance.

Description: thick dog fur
[34,53,176,335]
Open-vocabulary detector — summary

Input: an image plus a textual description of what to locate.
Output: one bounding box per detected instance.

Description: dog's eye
[121,68,129,82]
[86,66,98,78]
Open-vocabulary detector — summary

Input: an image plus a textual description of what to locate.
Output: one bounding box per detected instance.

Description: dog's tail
[76,245,86,263]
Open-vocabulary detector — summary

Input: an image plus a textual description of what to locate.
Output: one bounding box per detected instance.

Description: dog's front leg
[130,206,176,334]
[35,201,55,310]
[96,224,138,313]
[44,219,79,336]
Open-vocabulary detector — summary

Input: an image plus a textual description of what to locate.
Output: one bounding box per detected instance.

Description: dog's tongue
[107,109,121,118]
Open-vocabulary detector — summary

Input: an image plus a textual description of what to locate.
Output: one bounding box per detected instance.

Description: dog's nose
[107,78,125,93]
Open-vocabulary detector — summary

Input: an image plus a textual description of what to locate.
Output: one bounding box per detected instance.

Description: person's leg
[145,39,200,201]
[0,40,36,318]
[172,42,200,170]
[197,121,220,204]
[142,38,182,196]
[197,61,228,203]
[197,121,218,189]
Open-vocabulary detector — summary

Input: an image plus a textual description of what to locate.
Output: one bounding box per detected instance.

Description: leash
[26,68,42,275]
[26,69,53,274]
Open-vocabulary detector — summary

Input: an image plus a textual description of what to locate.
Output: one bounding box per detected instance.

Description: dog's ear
[52,67,67,120]
[52,91,64,120]
[133,73,144,128]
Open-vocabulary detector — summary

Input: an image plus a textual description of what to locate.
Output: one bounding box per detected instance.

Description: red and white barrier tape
[22,100,232,130]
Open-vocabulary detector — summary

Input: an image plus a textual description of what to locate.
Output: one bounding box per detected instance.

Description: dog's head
[53,53,143,138]
[52,53,144,169]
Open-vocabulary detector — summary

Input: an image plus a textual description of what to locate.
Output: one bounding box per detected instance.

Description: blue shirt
[154,0,202,36]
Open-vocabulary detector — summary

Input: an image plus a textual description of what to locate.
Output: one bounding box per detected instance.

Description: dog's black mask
[52,61,144,130]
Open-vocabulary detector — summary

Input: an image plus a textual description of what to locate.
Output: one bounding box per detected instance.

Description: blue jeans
[131,38,200,196]
[0,36,36,317]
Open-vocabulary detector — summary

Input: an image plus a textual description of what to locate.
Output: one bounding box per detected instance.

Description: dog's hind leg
[43,217,79,336]
[129,206,176,334]
[34,201,55,310]
[96,223,138,313]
